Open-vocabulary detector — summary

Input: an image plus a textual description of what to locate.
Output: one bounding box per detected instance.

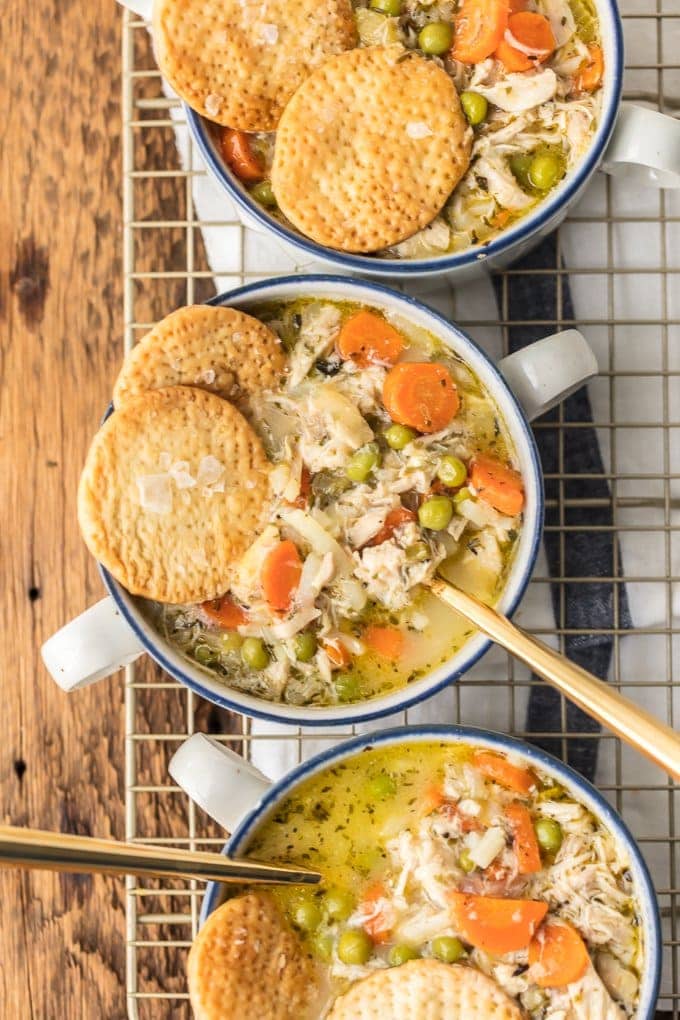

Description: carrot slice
[575,43,604,93]
[470,453,525,516]
[337,311,405,368]
[201,594,248,629]
[507,11,555,55]
[506,802,542,874]
[383,363,460,434]
[322,640,352,669]
[529,921,590,987]
[364,626,404,660]
[220,128,264,182]
[450,891,548,954]
[474,750,537,795]
[453,0,509,64]
[261,540,302,612]
[509,0,527,12]
[494,36,534,71]
[366,507,417,547]
[360,881,393,943]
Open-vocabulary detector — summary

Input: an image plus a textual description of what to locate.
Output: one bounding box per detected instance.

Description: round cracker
[78,386,271,603]
[188,893,320,1020]
[327,959,524,1020]
[271,47,472,253]
[153,0,357,131]
[113,305,286,414]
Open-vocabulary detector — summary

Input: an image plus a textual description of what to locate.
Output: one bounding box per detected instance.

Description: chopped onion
[265,606,321,641]
[279,507,353,575]
[468,826,506,869]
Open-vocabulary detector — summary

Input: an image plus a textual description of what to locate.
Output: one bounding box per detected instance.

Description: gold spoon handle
[0,824,320,886]
[431,578,680,783]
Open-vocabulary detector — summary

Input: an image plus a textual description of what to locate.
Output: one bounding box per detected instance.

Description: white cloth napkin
[153,7,679,993]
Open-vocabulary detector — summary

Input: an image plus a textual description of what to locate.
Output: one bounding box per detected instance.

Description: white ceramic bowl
[184,0,680,279]
[170,724,663,1019]
[42,276,598,726]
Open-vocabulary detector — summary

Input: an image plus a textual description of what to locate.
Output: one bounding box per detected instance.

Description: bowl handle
[169,733,273,834]
[115,0,153,18]
[41,597,145,691]
[601,103,680,189]
[497,329,598,422]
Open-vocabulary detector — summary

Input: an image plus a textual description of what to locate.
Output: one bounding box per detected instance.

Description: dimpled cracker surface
[327,959,525,1020]
[187,893,320,1020]
[271,46,472,253]
[153,0,357,131]
[113,305,286,414]
[78,386,271,603]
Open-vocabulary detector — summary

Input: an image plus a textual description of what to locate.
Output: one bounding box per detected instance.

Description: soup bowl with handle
[181,0,680,280]
[42,274,598,726]
[169,723,662,1018]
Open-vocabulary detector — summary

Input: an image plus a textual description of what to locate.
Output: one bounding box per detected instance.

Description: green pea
[367,772,397,800]
[453,486,473,504]
[324,887,355,922]
[292,899,322,932]
[241,637,270,670]
[437,455,467,488]
[509,153,534,192]
[385,424,416,450]
[294,631,317,663]
[431,935,465,963]
[534,817,564,855]
[529,152,562,192]
[418,21,454,55]
[311,931,333,962]
[458,848,475,873]
[370,0,402,13]
[219,632,243,654]
[335,672,362,703]
[194,643,216,665]
[337,929,373,965]
[346,443,381,483]
[389,944,420,966]
[460,91,488,126]
[418,495,454,531]
[250,179,276,207]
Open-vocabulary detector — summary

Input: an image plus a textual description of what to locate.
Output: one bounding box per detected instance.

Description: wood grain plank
[1,3,126,1016]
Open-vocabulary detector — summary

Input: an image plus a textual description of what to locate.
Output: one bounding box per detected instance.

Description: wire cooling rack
[122,7,679,1016]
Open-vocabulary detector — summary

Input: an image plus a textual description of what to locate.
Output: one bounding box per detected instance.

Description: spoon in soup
[429,577,680,783]
[0,824,321,885]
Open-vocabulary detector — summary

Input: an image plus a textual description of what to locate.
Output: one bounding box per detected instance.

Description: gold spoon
[0,824,321,885]
[430,577,680,784]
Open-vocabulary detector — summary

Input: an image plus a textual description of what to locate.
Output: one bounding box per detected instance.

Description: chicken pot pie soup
[193,738,652,1019]
[203,0,604,259]
[140,297,526,708]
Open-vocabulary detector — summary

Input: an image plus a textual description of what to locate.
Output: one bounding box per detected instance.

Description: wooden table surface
[2,2,132,1015]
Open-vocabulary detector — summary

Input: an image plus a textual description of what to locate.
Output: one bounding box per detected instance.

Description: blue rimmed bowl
[185,0,633,279]
[181,724,661,1018]
[43,275,600,725]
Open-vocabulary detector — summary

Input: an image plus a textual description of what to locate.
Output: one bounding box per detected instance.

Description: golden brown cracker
[187,893,320,1020]
[78,386,271,603]
[113,304,286,415]
[327,958,525,1020]
[153,0,357,131]
[271,47,472,252]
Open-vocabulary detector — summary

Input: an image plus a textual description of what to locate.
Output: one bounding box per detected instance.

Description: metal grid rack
[122,6,679,1016]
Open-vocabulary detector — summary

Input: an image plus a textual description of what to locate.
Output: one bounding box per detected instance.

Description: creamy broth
[142,299,524,706]
[242,742,643,1017]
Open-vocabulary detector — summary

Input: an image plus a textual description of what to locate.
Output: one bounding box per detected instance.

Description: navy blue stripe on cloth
[492,232,632,781]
